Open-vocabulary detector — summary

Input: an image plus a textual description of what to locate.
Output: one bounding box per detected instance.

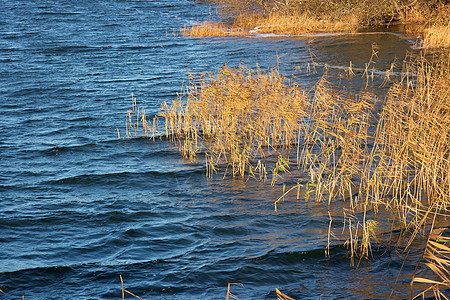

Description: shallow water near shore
[0,0,429,298]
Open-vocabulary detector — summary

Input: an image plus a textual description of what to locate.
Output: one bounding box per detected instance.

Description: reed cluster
[182,10,357,37]
[413,235,450,299]
[424,24,450,48]
[233,13,358,34]
[127,52,449,215]
[125,52,450,297]
[185,1,449,38]
[421,4,450,48]
[165,64,306,180]
[181,21,248,37]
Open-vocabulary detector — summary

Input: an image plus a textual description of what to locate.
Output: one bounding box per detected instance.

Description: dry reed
[186,0,447,38]
[225,283,244,300]
[129,64,307,182]
[120,275,148,300]
[412,235,450,298]
[276,288,295,300]
[181,12,358,38]
[124,51,450,293]
[234,13,358,35]
[423,24,450,48]
[181,21,248,37]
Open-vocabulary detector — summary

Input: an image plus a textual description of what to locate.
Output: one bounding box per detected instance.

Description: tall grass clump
[181,20,248,37]
[297,77,375,205]
[234,12,358,34]
[423,24,450,48]
[364,53,449,231]
[421,4,450,48]
[269,52,449,266]
[185,0,450,37]
[378,53,450,297]
[123,52,449,295]
[129,64,307,181]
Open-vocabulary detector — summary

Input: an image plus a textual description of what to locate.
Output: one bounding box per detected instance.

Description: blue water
[0,0,426,299]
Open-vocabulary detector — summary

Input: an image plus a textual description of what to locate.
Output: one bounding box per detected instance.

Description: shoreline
[184,1,449,47]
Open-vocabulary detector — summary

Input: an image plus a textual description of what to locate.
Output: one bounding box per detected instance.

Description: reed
[187,1,450,38]
[129,64,307,182]
[412,234,450,298]
[423,24,450,48]
[313,53,449,262]
[181,21,248,37]
[120,275,148,300]
[225,283,244,300]
[365,53,449,230]
[124,52,450,292]
[234,12,358,34]
[181,11,357,38]
[295,52,449,262]
[276,288,295,300]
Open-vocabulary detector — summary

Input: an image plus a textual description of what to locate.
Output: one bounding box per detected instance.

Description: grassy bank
[183,0,450,46]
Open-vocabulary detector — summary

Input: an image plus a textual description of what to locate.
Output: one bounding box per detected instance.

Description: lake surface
[0,0,426,298]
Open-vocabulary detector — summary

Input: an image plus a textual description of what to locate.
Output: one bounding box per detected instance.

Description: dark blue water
[0,0,426,299]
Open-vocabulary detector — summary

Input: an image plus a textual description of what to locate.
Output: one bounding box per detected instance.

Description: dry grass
[305,53,450,261]
[187,1,450,38]
[181,12,358,38]
[124,52,450,286]
[120,275,148,300]
[363,53,450,236]
[131,64,307,182]
[225,283,244,300]
[181,21,248,37]
[276,288,296,300]
[224,283,295,300]
[235,13,358,34]
[423,24,450,48]
[412,235,450,299]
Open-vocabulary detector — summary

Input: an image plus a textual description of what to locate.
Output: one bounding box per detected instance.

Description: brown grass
[276,288,296,300]
[124,52,450,290]
[423,24,450,48]
[187,1,450,39]
[412,236,450,298]
[120,275,148,300]
[133,64,307,181]
[299,53,450,261]
[225,283,244,300]
[181,21,248,37]
[181,12,358,38]
[234,13,358,34]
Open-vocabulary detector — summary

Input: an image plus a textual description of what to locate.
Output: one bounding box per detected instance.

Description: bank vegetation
[183,0,450,48]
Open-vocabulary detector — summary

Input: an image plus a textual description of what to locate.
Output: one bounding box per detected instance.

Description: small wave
[43,45,105,54]
[38,137,176,157]
[0,264,75,278]
[45,168,204,187]
[38,11,84,16]
[95,76,168,84]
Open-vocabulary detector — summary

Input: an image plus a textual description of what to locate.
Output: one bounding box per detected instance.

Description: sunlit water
[0,0,429,298]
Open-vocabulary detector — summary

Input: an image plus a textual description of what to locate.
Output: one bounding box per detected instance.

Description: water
[0,0,427,298]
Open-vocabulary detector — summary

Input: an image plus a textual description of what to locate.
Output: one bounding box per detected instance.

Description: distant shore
[184,0,450,47]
